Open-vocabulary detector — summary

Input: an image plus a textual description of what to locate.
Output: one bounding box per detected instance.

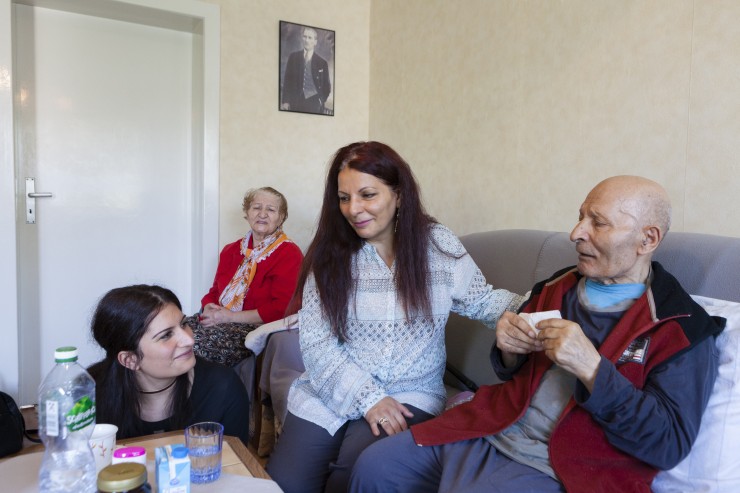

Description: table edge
[4,430,271,480]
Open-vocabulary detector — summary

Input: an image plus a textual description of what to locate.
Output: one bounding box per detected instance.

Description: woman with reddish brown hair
[267,141,524,493]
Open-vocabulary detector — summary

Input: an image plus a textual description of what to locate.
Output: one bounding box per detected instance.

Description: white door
[11,2,217,404]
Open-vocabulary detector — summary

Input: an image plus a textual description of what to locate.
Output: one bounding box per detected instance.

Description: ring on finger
[377,417,389,425]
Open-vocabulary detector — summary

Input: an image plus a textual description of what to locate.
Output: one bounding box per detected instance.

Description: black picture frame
[279,20,335,116]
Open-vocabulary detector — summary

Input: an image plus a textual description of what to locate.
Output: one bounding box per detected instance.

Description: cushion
[652,295,740,493]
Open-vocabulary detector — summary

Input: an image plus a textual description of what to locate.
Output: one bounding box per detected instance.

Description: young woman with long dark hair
[267,141,524,493]
[87,284,250,444]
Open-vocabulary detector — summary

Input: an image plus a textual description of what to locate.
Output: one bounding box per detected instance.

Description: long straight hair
[289,141,436,341]
[88,284,191,439]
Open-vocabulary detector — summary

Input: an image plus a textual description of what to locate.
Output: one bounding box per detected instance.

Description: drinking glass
[184,421,223,484]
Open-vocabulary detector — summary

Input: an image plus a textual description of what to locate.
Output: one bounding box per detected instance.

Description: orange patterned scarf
[219,228,288,311]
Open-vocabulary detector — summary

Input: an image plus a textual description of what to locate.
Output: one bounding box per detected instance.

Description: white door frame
[0,0,220,402]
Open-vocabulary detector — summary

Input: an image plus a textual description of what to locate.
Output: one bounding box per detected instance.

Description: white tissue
[520,310,562,333]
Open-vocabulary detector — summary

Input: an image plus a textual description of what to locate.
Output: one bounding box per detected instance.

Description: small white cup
[89,423,118,473]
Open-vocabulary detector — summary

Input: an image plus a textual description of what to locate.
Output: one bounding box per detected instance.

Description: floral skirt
[185,315,256,367]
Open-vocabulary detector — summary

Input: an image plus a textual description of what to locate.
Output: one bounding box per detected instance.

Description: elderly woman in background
[266,141,524,493]
[88,284,250,444]
[191,187,303,367]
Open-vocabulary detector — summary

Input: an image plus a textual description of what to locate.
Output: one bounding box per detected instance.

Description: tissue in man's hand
[520,310,562,333]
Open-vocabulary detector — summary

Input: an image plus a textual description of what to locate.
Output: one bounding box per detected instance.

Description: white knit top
[287,224,524,434]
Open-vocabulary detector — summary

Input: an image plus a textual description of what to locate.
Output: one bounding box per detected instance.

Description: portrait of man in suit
[279,21,334,116]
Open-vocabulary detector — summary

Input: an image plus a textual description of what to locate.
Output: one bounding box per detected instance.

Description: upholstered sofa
[256,229,740,491]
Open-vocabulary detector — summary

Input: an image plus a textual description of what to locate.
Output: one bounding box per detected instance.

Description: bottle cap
[54,346,78,362]
[97,462,147,492]
[171,446,188,459]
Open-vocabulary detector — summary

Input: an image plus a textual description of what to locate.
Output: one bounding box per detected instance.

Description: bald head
[589,175,672,238]
[571,176,672,284]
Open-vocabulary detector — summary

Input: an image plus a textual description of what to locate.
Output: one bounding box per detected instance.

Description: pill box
[112,446,147,466]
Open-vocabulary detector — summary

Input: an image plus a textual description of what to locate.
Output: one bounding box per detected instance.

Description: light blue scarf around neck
[584,278,646,308]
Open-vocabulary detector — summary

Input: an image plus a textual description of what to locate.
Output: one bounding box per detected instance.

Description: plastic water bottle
[38,346,97,493]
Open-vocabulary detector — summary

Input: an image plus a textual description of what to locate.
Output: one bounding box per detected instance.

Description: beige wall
[207,0,740,252]
[370,0,740,238]
[202,0,370,250]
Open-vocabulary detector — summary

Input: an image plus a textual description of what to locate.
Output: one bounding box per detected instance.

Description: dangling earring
[394,209,399,234]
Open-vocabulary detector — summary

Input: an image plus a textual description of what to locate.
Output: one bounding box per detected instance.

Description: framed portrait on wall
[279,20,335,116]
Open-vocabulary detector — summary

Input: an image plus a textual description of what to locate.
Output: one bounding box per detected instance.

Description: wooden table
[0,430,279,492]
[119,430,270,479]
[6,430,269,480]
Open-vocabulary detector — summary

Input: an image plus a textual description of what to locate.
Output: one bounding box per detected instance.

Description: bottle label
[45,400,60,437]
[65,396,96,432]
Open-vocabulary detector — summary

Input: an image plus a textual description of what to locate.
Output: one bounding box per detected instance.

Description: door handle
[25,177,53,224]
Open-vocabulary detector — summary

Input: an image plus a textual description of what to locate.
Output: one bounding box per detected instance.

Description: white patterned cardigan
[288,224,524,435]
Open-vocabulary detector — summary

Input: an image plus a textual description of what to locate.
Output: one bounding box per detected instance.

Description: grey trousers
[267,405,433,493]
[349,429,565,493]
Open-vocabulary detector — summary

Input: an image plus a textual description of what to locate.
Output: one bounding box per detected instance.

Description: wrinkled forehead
[251,191,282,207]
[581,185,640,223]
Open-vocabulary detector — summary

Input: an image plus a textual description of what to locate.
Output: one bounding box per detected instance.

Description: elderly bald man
[350,176,724,493]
